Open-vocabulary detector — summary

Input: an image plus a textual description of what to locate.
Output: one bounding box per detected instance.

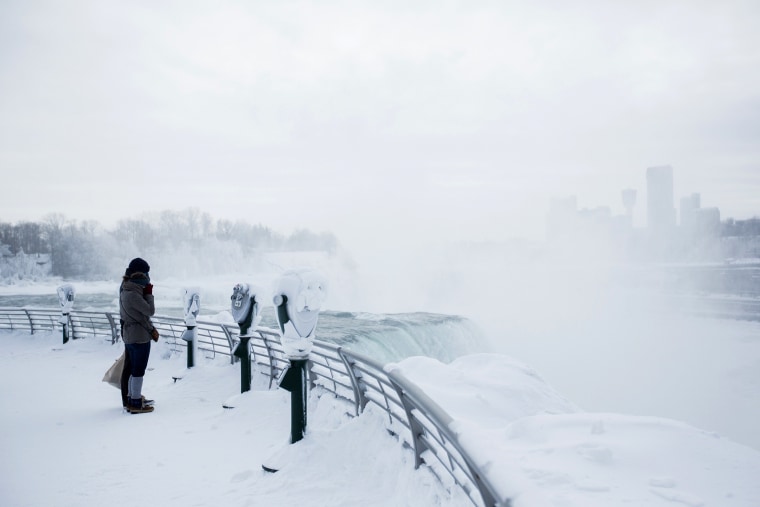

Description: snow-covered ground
[1,328,759,507]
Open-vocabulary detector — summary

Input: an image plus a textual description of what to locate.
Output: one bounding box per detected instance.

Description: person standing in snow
[119,257,159,414]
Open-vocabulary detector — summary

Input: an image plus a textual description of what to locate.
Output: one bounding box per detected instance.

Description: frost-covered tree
[0,209,342,282]
[0,247,51,282]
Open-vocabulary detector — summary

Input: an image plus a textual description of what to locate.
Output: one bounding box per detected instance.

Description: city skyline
[544,163,755,262]
[550,164,739,231]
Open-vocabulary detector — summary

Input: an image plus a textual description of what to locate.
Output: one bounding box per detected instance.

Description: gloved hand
[144,283,153,295]
[150,328,160,341]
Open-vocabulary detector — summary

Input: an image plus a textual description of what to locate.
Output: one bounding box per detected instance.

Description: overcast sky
[1,0,759,249]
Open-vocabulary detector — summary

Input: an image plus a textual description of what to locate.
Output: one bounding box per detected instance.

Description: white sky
[1,0,759,246]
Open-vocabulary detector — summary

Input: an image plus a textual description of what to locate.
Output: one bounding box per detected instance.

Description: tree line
[0,208,339,280]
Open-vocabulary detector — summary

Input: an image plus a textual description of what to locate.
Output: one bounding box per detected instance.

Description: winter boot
[123,396,153,409]
[128,397,154,414]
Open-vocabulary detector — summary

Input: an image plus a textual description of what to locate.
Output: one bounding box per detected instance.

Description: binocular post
[56,285,75,344]
[230,284,258,394]
[181,289,200,369]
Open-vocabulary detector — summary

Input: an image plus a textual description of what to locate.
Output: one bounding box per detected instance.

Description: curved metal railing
[0,306,509,507]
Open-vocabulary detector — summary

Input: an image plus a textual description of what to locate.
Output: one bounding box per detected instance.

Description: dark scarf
[126,272,150,287]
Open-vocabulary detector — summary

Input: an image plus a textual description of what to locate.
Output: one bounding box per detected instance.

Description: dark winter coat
[119,280,155,344]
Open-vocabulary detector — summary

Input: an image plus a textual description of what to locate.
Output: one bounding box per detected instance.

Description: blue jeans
[125,341,151,377]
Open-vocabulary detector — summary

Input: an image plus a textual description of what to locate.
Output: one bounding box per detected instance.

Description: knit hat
[126,257,150,276]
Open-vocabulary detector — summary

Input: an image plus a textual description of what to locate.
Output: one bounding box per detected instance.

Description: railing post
[387,377,430,469]
[387,370,506,507]
[24,309,33,334]
[105,313,119,344]
[262,335,277,388]
[221,325,236,364]
[337,349,367,416]
[306,357,318,390]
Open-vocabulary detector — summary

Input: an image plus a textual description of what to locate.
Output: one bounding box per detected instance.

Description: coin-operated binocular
[230,283,261,393]
[56,284,75,344]
[179,288,200,369]
[273,269,327,359]
[272,269,327,444]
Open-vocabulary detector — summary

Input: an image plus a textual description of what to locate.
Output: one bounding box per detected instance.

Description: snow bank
[396,354,580,427]
[492,413,760,506]
[395,353,760,506]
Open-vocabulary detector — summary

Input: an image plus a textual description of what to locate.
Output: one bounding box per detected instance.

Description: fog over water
[4,240,759,449]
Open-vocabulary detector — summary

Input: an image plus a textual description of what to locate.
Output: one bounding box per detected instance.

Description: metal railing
[0,307,60,334]
[0,306,509,507]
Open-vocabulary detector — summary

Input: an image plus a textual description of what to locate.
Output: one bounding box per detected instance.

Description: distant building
[646,166,676,232]
[696,207,721,237]
[674,190,722,261]
[621,188,637,225]
[546,195,627,259]
[722,217,760,260]
[723,217,760,237]
[680,193,701,232]
[546,196,579,240]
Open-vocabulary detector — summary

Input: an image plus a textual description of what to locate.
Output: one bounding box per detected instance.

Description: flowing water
[0,289,490,364]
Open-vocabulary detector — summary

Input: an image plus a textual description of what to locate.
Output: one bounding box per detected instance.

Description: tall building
[646,165,675,232]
